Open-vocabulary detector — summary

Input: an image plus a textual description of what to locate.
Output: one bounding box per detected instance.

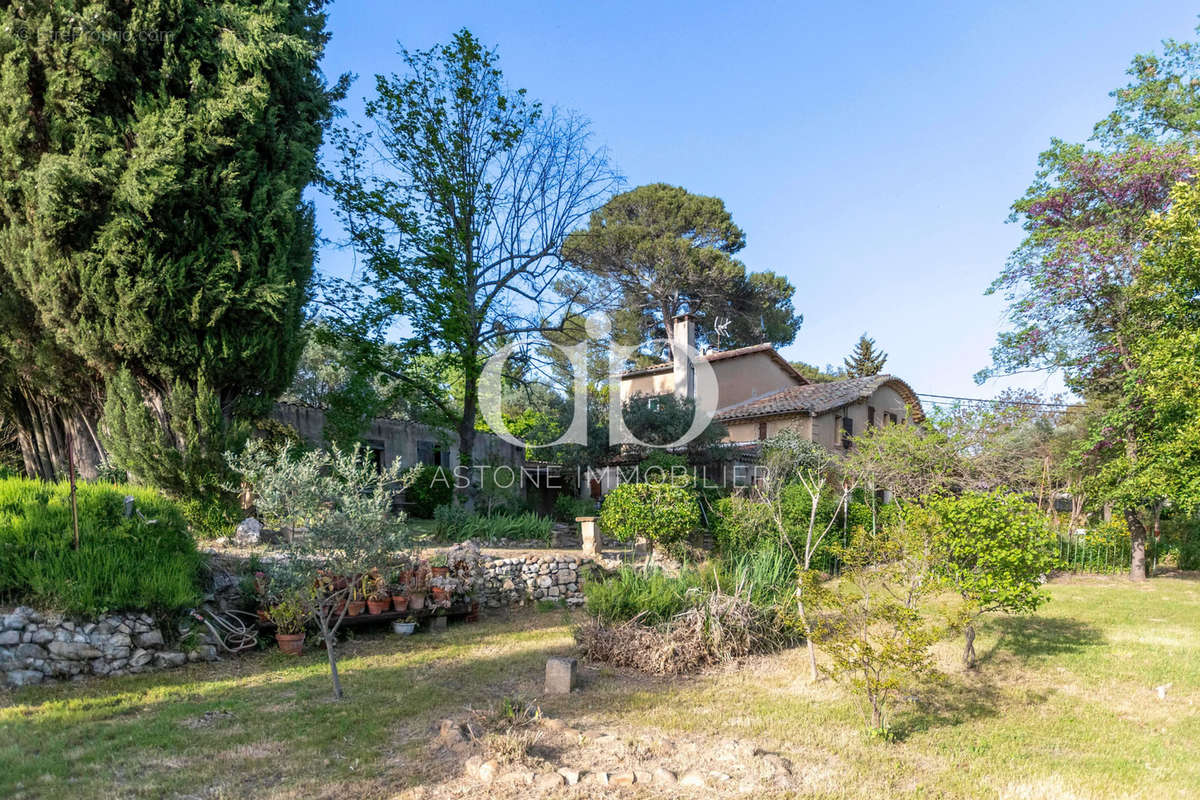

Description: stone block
[545,656,577,695]
[135,630,164,648]
[5,669,43,687]
[0,630,19,646]
[429,616,447,633]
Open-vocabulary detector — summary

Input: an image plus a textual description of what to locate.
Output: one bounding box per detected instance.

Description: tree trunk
[324,630,343,700]
[797,594,818,682]
[7,386,102,480]
[457,372,479,507]
[963,624,977,669]
[1126,508,1148,581]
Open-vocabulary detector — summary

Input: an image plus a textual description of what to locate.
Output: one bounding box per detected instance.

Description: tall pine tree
[844,334,888,377]
[0,1,338,489]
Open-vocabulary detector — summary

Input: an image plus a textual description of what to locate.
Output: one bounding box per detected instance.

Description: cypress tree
[0,1,338,489]
[844,334,889,377]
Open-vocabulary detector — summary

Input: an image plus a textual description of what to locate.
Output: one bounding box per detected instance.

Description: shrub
[431,504,552,544]
[0,477,202,614]
[405,465,454,518]
[583,566,701,625]
[599,482,699,563]
[553,494,597,522]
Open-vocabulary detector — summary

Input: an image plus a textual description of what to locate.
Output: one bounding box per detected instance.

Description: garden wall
[478,554,590,608]
[1,606,219,688]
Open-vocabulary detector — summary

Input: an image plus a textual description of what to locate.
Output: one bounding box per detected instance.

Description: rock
[545,656,577,695]
[534,772,565,790]
[437,719,464,745]
[464,756,483,776]
[611,772,636,786]
[135,630,164,648]
[234,517,262,545]
[634,770,653,784]
[557,768,580,785]
[653,767,677,785]
[587,772,609,786]
[188,645,218,662]
[155,651,187,668]
[128,649,153,668]
[5,669,43,687]
[498,770,534,786]
[478,760,500,784]
[679,771,706,788]
[15,643,47,661]
[536,575,553,589]
[0,630,20,646]
[47,641,101,660]
[763,754,792,776]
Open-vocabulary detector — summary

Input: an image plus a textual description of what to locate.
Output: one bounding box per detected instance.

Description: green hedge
[0,478,203,614]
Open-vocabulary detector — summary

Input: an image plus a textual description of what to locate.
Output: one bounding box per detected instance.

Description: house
[618,315,924,453]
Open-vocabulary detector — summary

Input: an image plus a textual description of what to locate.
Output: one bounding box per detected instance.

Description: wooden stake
[66,428,80,551]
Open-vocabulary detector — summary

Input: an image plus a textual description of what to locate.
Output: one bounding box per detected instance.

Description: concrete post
[576,516,598,555]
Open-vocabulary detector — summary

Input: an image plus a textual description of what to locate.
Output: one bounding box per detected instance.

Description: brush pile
[575,590,799,675]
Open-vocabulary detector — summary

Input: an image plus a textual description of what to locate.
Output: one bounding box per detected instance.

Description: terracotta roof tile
[714,375,925,422]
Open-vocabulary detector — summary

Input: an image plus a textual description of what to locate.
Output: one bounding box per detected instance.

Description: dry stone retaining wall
[479,554,590,608]
[1,606,218,688]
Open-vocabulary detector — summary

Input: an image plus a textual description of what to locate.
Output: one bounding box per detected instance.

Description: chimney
[672,314,696,400]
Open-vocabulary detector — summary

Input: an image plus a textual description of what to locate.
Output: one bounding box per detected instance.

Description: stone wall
[1,606,219,688]
[479,555,590,608]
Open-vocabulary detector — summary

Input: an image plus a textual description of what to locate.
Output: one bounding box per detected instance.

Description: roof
[619,343,809,385]
[714,375,925,423]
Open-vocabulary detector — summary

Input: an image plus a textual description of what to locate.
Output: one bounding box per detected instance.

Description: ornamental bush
[0,478,202,614]
[599,482,700,562]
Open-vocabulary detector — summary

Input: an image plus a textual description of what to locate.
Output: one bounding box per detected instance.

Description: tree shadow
[888,671,1007,741]
[978,614,1106,665]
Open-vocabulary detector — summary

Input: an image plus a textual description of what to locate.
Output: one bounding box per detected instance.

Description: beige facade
[618,316,923,455]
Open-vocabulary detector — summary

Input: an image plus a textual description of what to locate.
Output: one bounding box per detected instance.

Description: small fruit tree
[599,482,699,567]
[228,440,415,698]
[916,490,1059,668]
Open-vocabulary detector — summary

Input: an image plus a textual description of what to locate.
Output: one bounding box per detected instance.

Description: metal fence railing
[1056,531,1132,574]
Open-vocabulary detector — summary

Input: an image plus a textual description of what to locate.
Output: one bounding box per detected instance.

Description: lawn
[2,576,1198,799]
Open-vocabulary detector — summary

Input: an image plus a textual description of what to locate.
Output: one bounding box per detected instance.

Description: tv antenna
[713,317,731,351]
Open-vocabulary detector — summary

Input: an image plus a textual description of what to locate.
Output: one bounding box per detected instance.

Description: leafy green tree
[789,360,845,383]
[982,138,1197,580]
[914,491,1058,669]
[803,526,940,737]
[326,30,618,497]
[562,183,802,356]
[843,334,888,377]
[0,1,338,488]
[599,482,700,567]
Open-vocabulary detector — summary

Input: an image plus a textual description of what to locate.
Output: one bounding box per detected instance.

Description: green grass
[2,576,1199,798]
[0,477,202,613]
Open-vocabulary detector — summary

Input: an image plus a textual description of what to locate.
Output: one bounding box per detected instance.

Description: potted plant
[346,574,367,616]
[430,553,450,578]
[407,561,430,610]
[392,616,418,636]
[269,591,310,655]
[430,575,454,605]
[366,569,391,615]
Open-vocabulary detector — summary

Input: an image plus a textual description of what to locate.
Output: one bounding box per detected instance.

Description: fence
[1056,531,1132,574]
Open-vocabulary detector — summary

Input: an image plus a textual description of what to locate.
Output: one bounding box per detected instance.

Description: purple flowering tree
[980,140,1199,580]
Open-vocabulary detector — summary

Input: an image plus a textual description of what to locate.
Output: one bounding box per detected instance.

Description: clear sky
[313,0,1200,401]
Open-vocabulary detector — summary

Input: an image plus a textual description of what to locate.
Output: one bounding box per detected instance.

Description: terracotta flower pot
[276,633,304,656]
[367,598,390,615]
[392,595,410,612]
[408,593,426,610]
[346,600,366,617]
[430,586,449,604]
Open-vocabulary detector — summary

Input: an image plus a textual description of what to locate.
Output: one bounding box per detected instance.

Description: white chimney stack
[672,314,696,400]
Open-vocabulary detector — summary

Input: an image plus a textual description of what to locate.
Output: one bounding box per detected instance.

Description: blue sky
[313,1,1200,401]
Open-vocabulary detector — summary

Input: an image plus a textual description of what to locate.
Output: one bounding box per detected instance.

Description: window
[366,439,386,473]
[841,416,853,449]
[868,406,876,427]
[758,421,767,441]
[885,412,898,426]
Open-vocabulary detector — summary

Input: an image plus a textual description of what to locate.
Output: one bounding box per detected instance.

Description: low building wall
[1,607,219,688]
